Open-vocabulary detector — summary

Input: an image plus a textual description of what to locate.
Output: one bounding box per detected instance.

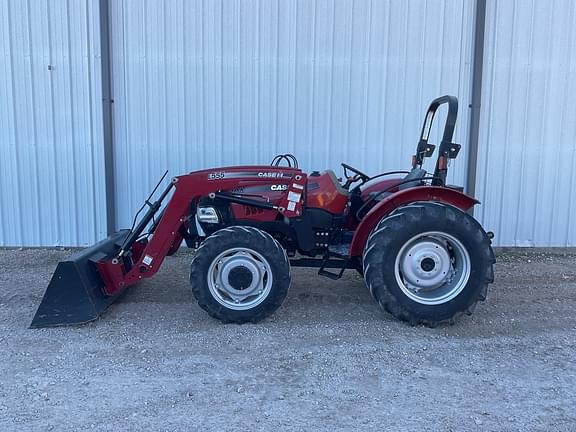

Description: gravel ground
[0,248,575,431]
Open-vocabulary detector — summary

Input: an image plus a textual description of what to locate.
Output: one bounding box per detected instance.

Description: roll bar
[412,95,461,186]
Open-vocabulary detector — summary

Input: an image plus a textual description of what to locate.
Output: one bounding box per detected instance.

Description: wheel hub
[400,238,451,291]
[207,248,273,310]
[394,232,472,305]
[227,265,254,290]
[420,257,436,272]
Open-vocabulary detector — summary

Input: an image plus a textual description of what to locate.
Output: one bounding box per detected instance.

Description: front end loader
[31,95,495,328]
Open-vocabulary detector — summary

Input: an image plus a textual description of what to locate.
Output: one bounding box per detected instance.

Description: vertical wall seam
[46,0,62,244]
[478,1,496,225]
[308,0,317,165]
[25,0,42,243]
[325,1,336,166]
[7,0,25,243]
[360,0,373,171]
[563,3,576,244]
[466,0,486,208]
[513,0,536,244]
[533,4,554,244]
[344,0,355,164]
[65,0,80,243]
[85,0,98,241]
[99,0,116,234]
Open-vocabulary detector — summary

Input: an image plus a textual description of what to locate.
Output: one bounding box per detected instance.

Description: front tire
[190,226,290,323]
[362,202,495,326]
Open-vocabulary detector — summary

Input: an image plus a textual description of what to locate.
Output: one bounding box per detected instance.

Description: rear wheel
[362,202,495,326]
[190,226,290,323]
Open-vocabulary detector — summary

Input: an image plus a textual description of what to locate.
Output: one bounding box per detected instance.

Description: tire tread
[362,202,495,326]
[190,226,290,324]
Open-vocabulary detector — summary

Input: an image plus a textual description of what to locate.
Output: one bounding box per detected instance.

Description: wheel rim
[207,247,273,310]
[394,231,471,305]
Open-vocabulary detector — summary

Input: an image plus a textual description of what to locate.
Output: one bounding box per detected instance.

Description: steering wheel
[341,163,370,189]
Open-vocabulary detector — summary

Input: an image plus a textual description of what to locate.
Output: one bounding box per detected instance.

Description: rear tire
[190,226,290,323]
[362,202,495,326]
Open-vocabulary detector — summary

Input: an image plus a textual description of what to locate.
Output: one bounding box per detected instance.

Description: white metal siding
[476,0,576,246]
[110,0,476,227]
[0,0,107,246]
[7,0,574,248]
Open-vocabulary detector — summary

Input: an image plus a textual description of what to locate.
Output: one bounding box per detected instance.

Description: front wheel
[190,226,290,323]
[363,202,495,326]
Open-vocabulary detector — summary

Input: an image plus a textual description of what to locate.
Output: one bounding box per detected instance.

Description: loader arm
[97,168,306,296]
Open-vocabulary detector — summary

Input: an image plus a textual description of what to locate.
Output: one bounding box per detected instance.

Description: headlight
[197,207,220,224]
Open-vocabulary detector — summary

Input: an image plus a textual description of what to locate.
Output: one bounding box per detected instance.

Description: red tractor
[32,96,495,328]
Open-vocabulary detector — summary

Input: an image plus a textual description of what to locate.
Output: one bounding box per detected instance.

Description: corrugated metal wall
[0,0,107,246]
[475,0,576,246]
[109,0,476,227]
[3,0,574,247]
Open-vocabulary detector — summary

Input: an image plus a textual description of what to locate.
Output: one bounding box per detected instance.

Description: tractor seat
[370,168,427,201]
[399,167,427,190]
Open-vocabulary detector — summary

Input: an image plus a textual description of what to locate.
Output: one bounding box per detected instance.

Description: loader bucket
[30,230,131,328]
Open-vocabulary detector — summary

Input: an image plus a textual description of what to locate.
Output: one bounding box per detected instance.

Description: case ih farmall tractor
[32,96,495,328]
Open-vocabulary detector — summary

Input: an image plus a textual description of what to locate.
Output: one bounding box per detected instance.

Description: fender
[348,186,479,257]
